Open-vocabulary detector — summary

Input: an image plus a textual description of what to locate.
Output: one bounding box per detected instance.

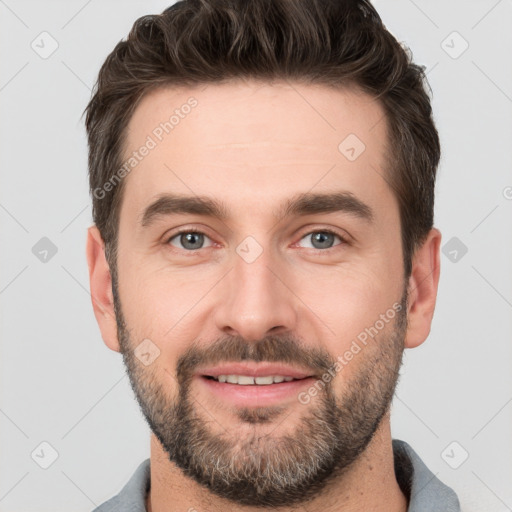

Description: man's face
[113,80,407,506]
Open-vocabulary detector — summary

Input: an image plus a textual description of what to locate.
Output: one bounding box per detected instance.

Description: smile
[205,374,304,385]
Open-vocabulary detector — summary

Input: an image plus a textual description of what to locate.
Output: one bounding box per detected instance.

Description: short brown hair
[85,0,440,279]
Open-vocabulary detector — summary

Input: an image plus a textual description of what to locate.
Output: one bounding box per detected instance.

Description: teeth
[255,376,274,385]
[213,375,299,385]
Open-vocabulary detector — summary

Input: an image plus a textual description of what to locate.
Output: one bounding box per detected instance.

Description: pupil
[312,232,333,249]
[182,233,203,250]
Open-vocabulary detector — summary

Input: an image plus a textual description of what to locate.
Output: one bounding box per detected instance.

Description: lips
[194,362,317,407]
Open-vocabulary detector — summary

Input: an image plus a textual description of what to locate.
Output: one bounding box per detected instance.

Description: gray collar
[393,439,461,511]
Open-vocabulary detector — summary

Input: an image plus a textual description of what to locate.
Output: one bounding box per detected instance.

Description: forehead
[120,80,393,223]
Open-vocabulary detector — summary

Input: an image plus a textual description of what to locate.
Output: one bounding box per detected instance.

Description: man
[85,0,460,510]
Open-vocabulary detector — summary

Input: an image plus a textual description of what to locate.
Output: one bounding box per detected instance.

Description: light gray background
[1,1,511,510]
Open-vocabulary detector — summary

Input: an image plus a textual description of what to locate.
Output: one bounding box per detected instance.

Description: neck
[146,413,407,512]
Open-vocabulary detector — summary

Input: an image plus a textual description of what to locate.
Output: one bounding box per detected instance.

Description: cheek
[290,267,403,392]
[116,257,212,351]
[296,262,400,334]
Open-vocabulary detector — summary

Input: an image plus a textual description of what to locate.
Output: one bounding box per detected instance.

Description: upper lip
[197,362,315,379]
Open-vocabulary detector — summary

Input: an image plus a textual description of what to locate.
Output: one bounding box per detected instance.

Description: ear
[404,228,442,349]
[86,225,121,352]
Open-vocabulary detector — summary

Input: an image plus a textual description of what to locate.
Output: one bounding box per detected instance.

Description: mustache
[175,335,336,384]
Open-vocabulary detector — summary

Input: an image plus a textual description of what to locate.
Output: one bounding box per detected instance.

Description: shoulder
[393,439,461,512]
[92,459,151,512]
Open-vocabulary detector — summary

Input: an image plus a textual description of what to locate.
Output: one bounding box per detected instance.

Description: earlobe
[404,228,442,349]
[86,225,121,352]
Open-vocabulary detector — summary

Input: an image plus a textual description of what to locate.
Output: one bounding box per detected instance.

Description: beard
[113,279,408,508]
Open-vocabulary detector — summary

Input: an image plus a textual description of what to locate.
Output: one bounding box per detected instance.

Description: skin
[87,80,441,512]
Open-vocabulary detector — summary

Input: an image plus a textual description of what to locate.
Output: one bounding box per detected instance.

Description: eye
[297,230,346,250]
[167,230,213,251]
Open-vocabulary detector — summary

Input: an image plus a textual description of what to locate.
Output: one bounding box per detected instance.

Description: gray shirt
[92,439,460,511]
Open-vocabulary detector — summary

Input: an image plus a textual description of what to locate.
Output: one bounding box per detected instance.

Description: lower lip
[197,376,316,407]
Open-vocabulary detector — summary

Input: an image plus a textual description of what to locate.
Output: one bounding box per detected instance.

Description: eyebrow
[140,191,374,227]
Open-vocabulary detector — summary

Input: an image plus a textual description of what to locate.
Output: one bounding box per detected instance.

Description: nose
[213,245,298,342]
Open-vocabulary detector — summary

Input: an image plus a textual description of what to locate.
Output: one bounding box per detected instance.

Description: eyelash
[165,227,349,253]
